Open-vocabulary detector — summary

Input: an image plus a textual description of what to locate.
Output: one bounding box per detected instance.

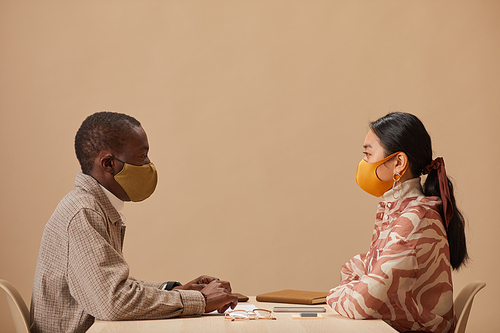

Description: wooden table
[87,296,398,333]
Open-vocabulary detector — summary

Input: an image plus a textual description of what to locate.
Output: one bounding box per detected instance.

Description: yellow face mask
[113,159,158,202]
[356,152,406,197]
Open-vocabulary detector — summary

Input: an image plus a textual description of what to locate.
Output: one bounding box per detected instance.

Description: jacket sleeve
[326,240,418,320]
[66,208,205,320]
[128,276,164,289]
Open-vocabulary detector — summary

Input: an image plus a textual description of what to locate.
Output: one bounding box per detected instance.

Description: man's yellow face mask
[113,157,158,202]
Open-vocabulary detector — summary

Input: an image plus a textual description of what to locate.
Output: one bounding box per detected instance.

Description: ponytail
[423,165,468,270]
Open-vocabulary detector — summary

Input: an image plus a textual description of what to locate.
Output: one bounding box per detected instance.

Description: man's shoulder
[63,186,102,213]
[49,174,108,227]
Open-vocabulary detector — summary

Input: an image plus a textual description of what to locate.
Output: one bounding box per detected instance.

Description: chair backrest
[454,281,486,333]
[0,279,30,333]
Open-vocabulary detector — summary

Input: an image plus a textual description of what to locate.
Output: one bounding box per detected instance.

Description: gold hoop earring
[392,172,402,200]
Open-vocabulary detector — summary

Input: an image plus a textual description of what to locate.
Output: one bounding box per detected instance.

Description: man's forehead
[122,126,149,150]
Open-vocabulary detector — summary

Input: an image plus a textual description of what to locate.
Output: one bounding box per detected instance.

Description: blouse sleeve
[337,253,367,285]
[326,240,418,320]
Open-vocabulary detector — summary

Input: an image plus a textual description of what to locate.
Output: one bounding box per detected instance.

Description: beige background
[1,1,499,332]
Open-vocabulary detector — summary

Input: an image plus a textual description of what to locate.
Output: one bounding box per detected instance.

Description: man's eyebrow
[363,144,371,149]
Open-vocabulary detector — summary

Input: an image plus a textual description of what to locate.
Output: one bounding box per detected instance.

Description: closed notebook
[256,289,327,305]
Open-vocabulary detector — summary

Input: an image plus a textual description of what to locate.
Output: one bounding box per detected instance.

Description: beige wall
[1,1,499,332]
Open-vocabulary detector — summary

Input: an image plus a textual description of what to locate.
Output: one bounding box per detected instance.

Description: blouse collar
[382,177,424,203]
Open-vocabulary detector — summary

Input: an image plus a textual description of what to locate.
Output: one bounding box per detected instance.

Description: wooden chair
[0,279,30,333]
[454,281,486,333]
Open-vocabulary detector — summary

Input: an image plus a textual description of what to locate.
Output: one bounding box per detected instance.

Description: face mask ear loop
[392,172,402,200]
[109,156,125,164]
[108,155,125,177]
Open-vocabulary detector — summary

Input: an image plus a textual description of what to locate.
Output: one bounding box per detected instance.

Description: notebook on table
[256,289,327,305]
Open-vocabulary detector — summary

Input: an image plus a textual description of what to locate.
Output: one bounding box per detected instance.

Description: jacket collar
[74,172,123,225]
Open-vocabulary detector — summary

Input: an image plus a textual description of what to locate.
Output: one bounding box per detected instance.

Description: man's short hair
[75,111,141,174]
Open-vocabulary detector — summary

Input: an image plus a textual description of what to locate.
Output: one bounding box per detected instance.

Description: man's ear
[99,153,116,175]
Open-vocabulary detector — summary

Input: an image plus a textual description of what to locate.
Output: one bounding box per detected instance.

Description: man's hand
[201,280,238,313]
[173,275,221,291]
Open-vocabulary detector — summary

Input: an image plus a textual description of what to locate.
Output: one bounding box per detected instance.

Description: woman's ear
[394,152,409,175]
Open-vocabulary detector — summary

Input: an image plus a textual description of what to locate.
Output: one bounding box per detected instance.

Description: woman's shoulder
[385,196,444,239]
[403,195,442,219]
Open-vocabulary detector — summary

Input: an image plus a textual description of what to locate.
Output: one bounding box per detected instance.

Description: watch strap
[164,281,182,291]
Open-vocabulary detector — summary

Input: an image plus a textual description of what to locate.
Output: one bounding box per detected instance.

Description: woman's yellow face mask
[356,130,407,197]
[356,152,403,197]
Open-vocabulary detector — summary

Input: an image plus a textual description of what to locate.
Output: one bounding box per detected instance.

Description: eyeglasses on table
[225,308,276,321]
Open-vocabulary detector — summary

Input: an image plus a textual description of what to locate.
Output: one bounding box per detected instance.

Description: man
[30,111,238,333]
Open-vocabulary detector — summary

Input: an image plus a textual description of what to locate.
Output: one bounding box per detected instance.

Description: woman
[327,112,468,333]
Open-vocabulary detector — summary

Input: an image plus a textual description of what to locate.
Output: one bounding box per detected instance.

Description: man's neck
[99,184,125,213]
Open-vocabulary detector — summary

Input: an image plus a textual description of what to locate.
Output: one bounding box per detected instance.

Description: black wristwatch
[163,281,182,291]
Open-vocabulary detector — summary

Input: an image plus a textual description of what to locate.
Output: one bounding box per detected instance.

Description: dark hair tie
[423,157,453,230]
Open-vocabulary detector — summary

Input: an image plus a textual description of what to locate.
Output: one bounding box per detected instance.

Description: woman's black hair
[370,112,468,270]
